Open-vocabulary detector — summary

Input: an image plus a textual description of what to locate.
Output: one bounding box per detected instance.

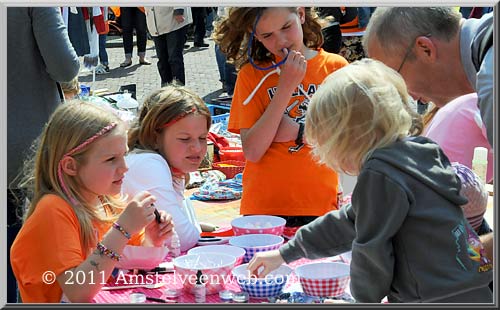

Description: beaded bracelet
[96,242,122,261]
[112,222,131,239]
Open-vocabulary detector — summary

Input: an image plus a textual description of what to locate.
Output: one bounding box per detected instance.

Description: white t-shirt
[122,151,201,251]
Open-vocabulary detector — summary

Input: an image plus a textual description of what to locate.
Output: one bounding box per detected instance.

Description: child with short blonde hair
[248,58,492,303]
[11,101,173,303]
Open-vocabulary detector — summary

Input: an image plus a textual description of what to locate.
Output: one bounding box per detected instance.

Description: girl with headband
[11,101,173,303]
[124,84,214,251]
[213,7,348,235]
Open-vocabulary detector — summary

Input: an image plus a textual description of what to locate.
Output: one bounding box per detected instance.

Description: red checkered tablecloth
[93,256,348,304]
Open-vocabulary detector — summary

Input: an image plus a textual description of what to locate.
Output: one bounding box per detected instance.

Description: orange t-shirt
[229,49,348,216]
[10,194,143,303]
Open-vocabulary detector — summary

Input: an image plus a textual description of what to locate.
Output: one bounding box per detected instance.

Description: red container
[212,160,245,179]
[219,147,245,162]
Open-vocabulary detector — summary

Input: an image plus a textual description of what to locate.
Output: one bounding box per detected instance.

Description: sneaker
[95,64,110,75]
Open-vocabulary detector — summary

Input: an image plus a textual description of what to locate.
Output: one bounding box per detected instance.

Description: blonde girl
[11,101,173,303]
[213,7,348,233]
[124,84,214,251]
[249,59,492,303]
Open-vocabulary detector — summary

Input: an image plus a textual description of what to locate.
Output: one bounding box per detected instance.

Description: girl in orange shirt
[213,8,348,235]
[11,101,173,303]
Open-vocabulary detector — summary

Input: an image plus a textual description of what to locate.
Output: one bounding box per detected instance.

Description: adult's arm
[476,47,493,146]
[31,7,80,82]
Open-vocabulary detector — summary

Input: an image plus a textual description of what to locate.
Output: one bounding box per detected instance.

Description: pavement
[78,35,225,104]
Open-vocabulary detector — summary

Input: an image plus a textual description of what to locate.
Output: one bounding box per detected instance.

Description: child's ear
[60,156,78,176]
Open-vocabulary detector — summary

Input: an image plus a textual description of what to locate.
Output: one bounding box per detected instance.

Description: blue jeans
[215,44,236,95]
[205,9,214,33]
[153,25,188,86]
[99,34,108,65]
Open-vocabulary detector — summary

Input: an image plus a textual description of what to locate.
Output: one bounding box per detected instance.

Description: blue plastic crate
[207,103,230,116]
[212,112,230,125]
[207,103,230,127]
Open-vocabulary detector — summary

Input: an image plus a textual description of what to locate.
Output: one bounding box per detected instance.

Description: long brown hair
[213,7,324,70]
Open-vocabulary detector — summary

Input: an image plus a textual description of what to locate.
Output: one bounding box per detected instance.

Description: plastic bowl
[115,245,169,270]
[231,215,286,236]
[228,234,284,263]
[187,245,246,266]
[339,251,352,264]
[294,262,350,297]
[232,263,292,298]
[173,253,236,295]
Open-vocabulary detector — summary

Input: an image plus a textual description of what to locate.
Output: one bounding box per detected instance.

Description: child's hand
[116,191,157,235]
[247,249,285,278]
[143,210,174,247]
[278,49,307,91]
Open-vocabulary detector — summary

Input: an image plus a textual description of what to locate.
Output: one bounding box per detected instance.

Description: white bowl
[229,234,284,263]
[232,263,292,298]
[339,251,352,264]
[187,245,246,265]
[115,245,169,270]
[231,215,286,236]
[294,262,350,297]
[173,253,236,295]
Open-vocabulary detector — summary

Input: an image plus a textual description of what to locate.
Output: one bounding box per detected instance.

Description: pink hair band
[57,122,118,205]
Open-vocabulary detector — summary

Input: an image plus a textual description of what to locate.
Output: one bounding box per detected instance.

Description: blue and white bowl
[228,234,284,263]
[232,263,292,298]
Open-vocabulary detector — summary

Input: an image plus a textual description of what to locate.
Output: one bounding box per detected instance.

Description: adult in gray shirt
[362,7,493,146]
[7,7,79,302]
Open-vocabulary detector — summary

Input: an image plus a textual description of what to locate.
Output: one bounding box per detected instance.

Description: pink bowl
[231,215,286,236]
[115,245,169,270]
[294,262,350,297]
[173,253,236,295]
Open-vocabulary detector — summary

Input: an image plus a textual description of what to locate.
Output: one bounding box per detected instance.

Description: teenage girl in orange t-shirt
[213,8,348,235]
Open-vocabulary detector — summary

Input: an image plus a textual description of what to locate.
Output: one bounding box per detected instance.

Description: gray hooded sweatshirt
[280,136,492,303]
